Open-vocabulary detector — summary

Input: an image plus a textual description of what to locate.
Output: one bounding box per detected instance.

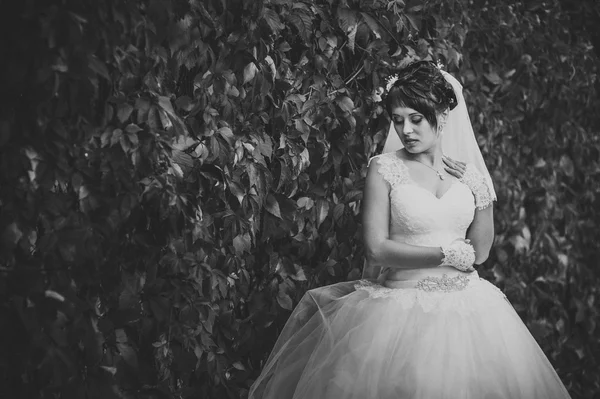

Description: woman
[249,61,571,398]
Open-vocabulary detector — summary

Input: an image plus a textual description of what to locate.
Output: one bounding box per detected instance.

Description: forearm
[365,239,444,269]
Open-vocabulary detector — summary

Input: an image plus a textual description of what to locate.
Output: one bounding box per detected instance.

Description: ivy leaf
[2,222,23,247]
[88,54,110,80]
[296,197,314,210]
[316,199,330,227]
[265,194,282,219]
[243,62,258,84]
[484,71,502,85]
[256,134,273,159]
[290,263,307,281]
[288,9,313,43]
[361,12,382,39]
[217,127,235,145]
[115,328,139,369]
[111,128,123,147]
[117,103,134,123]
[276,289,293,310]
[175,95,194,111]
[278,41,292,52]
[125,123,143,134]
[336,96,354,113]
[262,8,285,34]
[337,8,357,32]
[347,23,358,52]
[233,233,252,254]
[559,155,574,177]
[333,203,345,223]
[158,96,177,117]
[294,119,310,144]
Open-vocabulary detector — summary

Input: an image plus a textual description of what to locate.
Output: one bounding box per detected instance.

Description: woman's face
[390,106,440,154]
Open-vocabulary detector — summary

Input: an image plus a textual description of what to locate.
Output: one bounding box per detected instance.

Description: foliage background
[1,0,599,398]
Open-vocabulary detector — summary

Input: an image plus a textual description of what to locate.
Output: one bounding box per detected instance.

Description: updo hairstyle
[385,61,458,129]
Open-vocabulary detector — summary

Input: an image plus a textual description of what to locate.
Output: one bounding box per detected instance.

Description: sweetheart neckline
[389,155,462,200]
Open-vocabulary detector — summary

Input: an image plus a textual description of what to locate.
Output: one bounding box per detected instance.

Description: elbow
[365,249,380,268]
[474,249,490,265]
[364,242,384,268]
[471,233,494,266]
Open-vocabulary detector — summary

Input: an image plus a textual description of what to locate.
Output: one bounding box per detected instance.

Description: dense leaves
[0,0,598,398]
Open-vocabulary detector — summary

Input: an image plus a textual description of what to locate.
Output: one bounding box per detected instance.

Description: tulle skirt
[249,272,571,399]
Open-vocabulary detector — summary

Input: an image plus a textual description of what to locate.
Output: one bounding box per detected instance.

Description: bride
[248,61,571,398]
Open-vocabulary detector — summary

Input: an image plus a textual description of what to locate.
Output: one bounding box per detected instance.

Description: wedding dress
[248,152,571,399]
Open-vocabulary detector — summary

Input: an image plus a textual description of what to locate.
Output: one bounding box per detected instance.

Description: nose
[403,121,413,134]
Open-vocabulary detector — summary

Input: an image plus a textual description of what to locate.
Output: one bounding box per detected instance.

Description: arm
[443,156,495,265]
[362,159,445,270]
[466,205,494,265]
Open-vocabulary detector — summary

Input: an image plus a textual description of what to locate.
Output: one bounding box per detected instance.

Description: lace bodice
[370,152,475,247]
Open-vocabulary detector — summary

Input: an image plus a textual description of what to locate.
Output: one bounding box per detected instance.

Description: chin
[403,145,422,154]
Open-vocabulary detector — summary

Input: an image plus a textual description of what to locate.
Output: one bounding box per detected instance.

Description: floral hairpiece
[384,74,399,93]
[373,61,450,105]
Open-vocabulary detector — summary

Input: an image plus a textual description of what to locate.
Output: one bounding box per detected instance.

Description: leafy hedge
[1,0,598,398]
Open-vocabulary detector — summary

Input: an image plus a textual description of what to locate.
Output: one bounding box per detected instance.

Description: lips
[404,138,418,145]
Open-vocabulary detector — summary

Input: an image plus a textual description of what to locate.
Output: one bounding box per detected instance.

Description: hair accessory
[385,74,399,93]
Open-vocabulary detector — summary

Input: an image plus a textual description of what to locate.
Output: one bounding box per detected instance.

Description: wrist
[440,241,475,271]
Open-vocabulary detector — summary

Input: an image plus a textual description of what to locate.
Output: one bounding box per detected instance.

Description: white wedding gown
[249,152,571,399]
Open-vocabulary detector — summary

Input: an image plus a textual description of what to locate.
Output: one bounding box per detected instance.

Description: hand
[442,155,466,179]
[440,238,475,272]
[445,158,494,210]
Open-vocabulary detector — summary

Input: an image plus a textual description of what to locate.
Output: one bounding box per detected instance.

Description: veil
[382,70,496,199]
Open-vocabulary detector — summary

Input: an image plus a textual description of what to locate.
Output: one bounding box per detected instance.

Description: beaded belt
[378,273,473,293]
[414,274,470,292]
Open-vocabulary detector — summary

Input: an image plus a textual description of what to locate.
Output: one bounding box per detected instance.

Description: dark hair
[385,61,458,128]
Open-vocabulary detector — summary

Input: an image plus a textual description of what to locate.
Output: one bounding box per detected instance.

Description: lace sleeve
[368,154,409,190]
[460,164,494,210]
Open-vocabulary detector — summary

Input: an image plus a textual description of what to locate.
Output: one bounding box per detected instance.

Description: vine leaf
[265,194,282,219]
[288,9,313,43]
[262,8,285,34]
[361,12,382,39]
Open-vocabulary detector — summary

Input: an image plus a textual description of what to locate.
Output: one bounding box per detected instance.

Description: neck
[406,146,443,167]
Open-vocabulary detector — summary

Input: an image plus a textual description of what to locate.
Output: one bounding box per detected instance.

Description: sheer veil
[382,70,496,200]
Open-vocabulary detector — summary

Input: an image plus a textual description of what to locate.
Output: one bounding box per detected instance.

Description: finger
[444,166,463,179]
[444,156,466,169]
[442,156,455,166]
[449,159,466,175]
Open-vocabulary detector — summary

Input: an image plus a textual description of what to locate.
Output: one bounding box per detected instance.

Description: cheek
[421,126,438,141]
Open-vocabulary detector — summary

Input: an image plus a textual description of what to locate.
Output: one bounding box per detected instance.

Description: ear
[438,109,450,132]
